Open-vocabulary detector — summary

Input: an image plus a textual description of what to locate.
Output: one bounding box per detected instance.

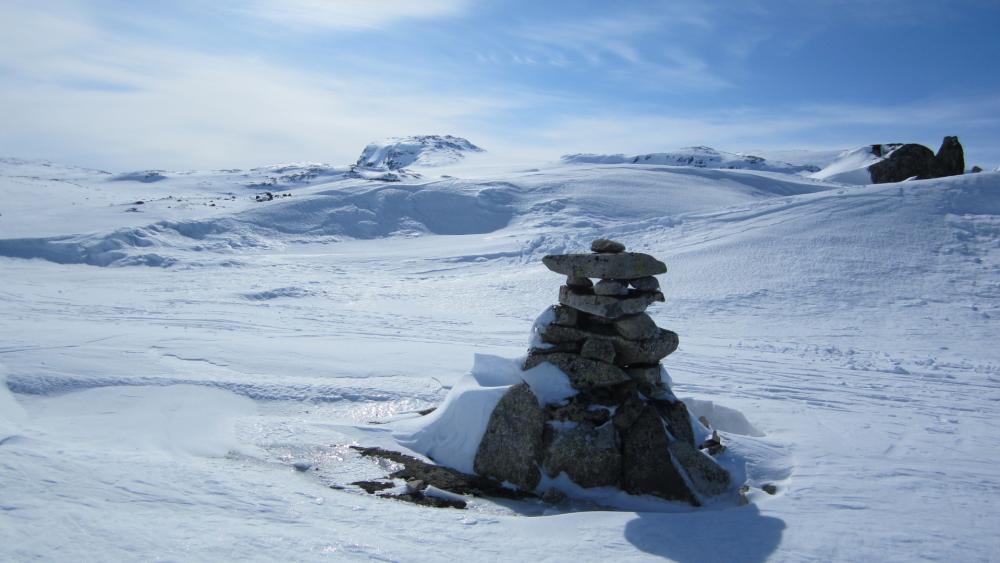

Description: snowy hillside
[2,151,999,561]
[356,135,484,170]
[563,146,820,173]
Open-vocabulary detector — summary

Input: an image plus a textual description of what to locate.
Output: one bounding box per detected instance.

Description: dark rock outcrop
[869,136,966,183]
[932,136,965,177]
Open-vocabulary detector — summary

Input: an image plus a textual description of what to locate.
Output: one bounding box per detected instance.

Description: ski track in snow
[1,156,999,561]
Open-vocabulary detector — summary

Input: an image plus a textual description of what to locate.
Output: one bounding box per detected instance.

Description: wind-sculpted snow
[0,182,516,266]
[2,156,1000,561]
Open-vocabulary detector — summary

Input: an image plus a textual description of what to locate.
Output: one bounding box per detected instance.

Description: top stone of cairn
[591,238,626,253]
[542,240,666,279]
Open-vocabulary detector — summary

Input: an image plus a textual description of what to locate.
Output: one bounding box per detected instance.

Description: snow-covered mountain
[355,135,484,170]
[562,146,820,173]
[2,152,999,561]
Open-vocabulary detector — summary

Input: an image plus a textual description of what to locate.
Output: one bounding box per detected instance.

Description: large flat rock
[558,286,664,319]
[541,323,679,366]
[543,252,667,279]
[523,352,630,389]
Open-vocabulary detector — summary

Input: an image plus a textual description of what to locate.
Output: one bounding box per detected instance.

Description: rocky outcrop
[869,136,966,183]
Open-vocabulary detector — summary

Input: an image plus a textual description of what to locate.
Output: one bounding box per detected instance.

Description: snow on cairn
[355,135,484,170]
[395,239,739,506]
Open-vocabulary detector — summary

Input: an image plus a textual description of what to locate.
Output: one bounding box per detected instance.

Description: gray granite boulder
[620,405,698,505]
[566,276,593,289]
[551,305,578,327]
[558,286,664,319]
[614,313,658,340]
[473,383,545,491]
[628,276,660,291]
[543,253,667,279]
[590,238,626,253]
[541,323,679,366]
[580,338,616,363]
[543,421,621,488]
[668,439,731,497]
[594,279,629,296]
[625,364,663,389]
[523,352,630,389]
[653,398,696,446]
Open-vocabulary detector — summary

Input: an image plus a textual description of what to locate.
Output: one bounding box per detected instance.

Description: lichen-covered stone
[625,364,663,389]
[523,352,630,389]
[546,399,611,426]
[668,439,731,497]
[620,405,698,505]
[580,338,616,363]
[593,280,629,296]
[540,323,679,366]
[558,286,664,319]
[543,252,667,279]
[473,383,545,491]
[653,398,695,446]
[590,238,626,253]
[551,305,578,327]
[543,422,621,488]
[612,391,646,431]
[628,276,660,291]
[614,313,658,340]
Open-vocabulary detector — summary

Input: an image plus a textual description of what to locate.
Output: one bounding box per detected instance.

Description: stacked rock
[473,238,731,506]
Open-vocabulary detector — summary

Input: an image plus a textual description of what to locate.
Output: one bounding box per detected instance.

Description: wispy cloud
[521,96,1000,162]
[0,2,527,169]
[237,0,467,31]
[503,9,730,91]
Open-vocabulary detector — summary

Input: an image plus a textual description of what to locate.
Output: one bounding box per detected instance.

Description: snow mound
[355,135,484,170]
[809,145,884,184]
[562,146,819,174]
[24,385,256,458]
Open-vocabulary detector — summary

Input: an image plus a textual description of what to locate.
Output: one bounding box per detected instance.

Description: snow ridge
[355,135,484,170]
[562,146,820,173]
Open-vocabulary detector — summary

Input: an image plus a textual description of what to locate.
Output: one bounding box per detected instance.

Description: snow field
[1,153,999,561]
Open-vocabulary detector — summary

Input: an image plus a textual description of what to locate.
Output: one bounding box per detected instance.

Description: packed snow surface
[1,149,999,561]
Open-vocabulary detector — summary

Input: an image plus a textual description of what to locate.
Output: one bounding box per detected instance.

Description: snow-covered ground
[1,144,999,561]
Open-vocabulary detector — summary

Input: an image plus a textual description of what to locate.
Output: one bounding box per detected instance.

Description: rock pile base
[473,239,731,505]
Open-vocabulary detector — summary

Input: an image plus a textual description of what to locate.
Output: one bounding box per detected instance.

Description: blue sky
[1,0,998,169]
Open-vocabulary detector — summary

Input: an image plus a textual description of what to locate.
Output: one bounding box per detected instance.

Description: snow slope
[1,153,999,561]
[808,146,883,184]
[563,146,820,173]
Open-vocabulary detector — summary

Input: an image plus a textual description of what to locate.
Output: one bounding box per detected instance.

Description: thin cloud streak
[236,0,468,31]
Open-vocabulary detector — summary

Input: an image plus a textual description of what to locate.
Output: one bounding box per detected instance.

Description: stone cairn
[473,238,731,505]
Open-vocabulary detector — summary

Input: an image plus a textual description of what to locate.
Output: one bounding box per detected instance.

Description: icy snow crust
[1,152,1000,561]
